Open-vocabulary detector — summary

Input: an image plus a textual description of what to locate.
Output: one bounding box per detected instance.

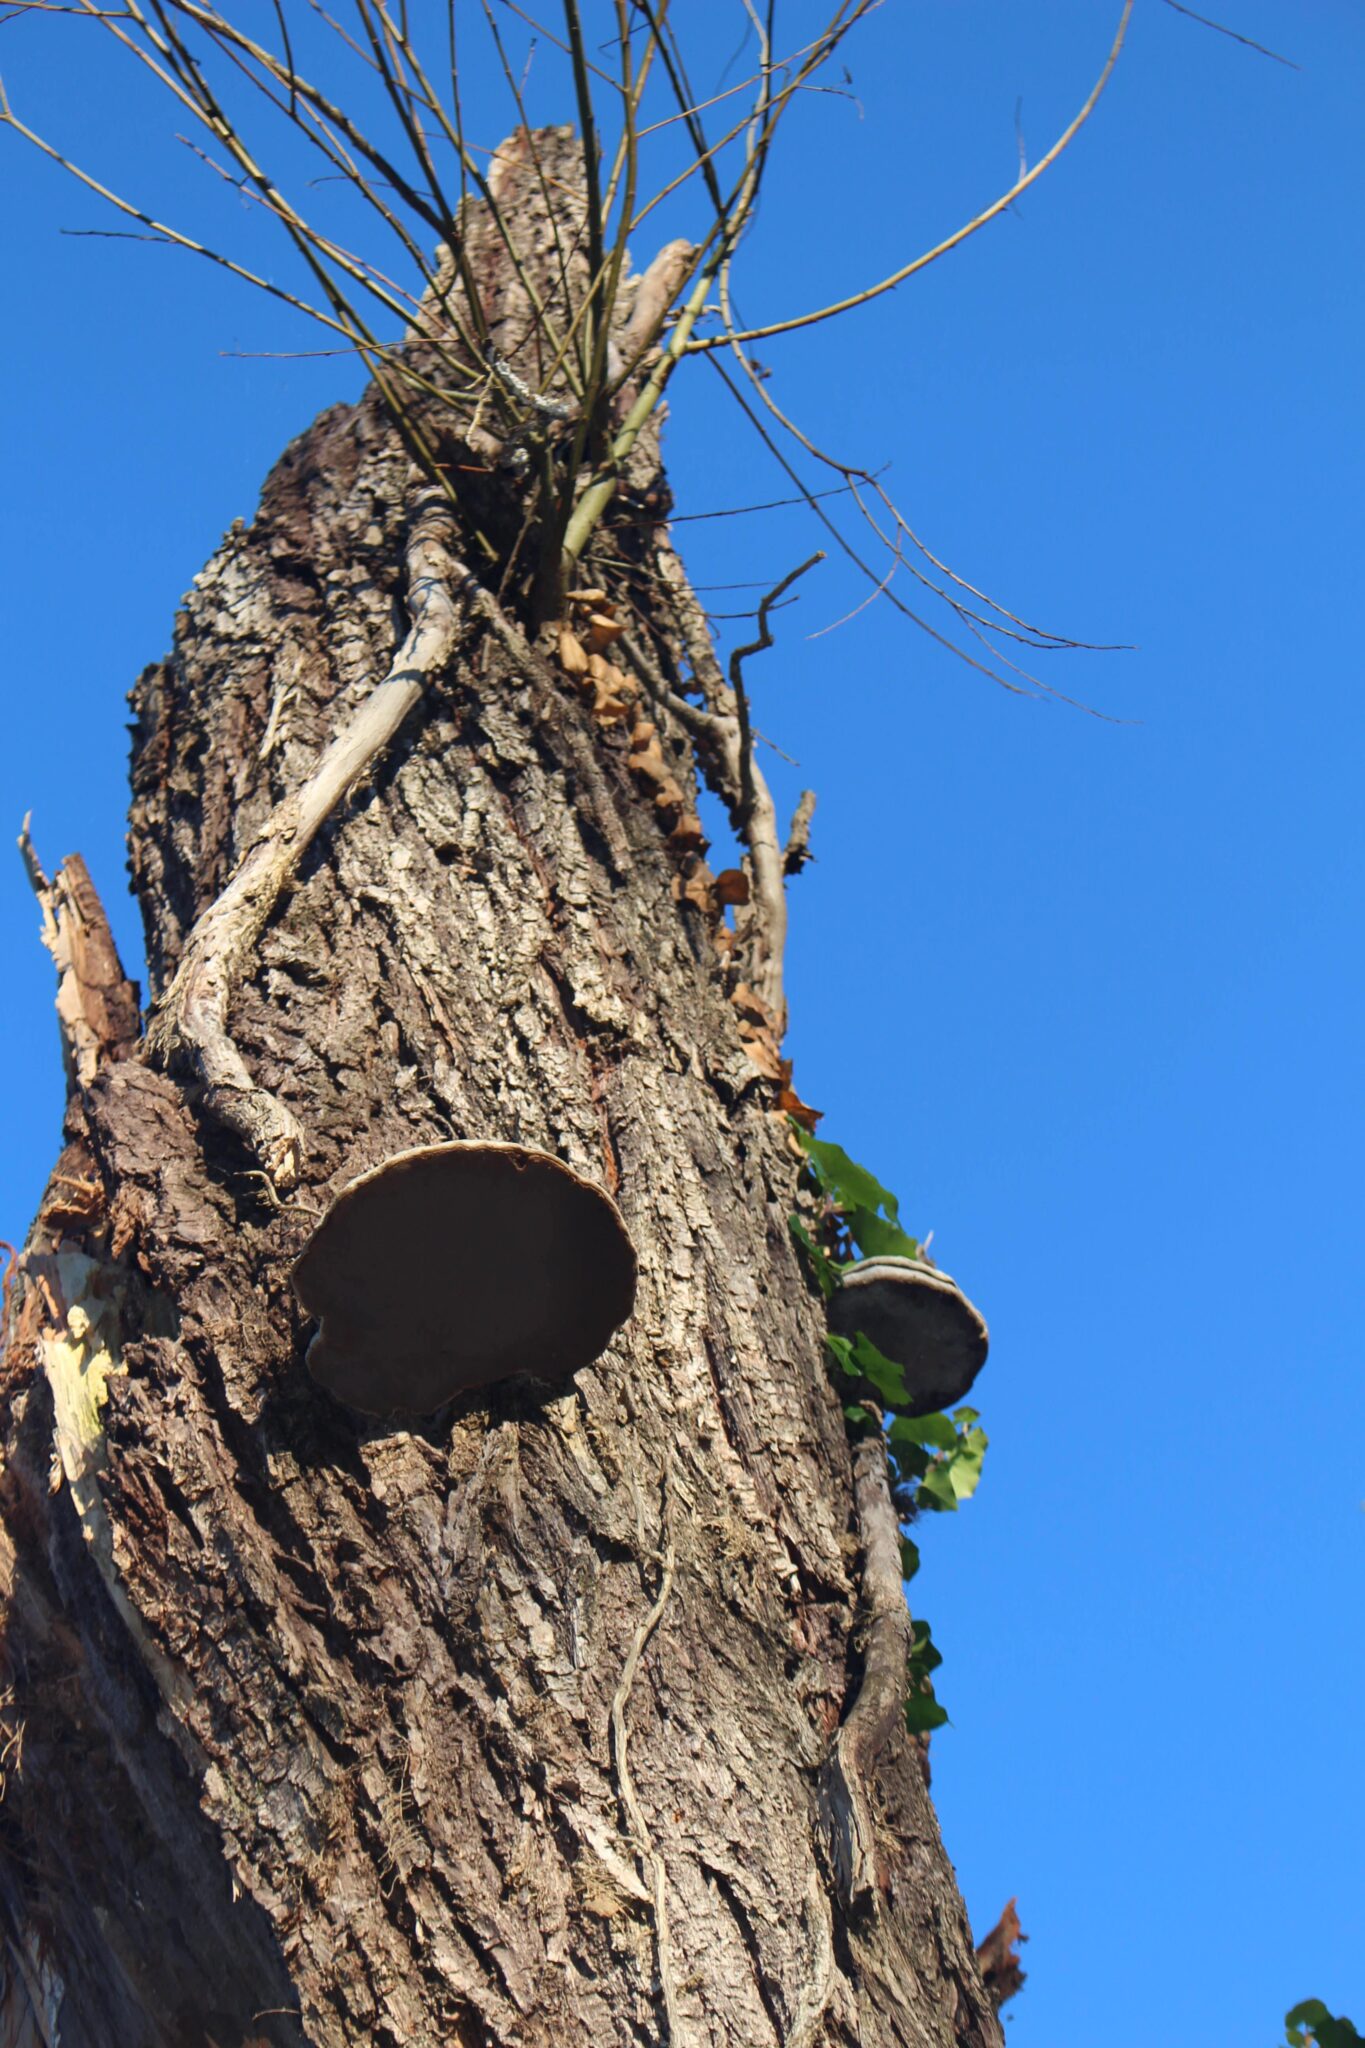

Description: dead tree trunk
[0,134,1001,2048]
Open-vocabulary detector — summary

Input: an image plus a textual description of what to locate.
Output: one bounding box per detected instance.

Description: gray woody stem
[728,552,823,827]
[818,1429,914,1911]
[147,488,474,1191]
[649,543,821,1034]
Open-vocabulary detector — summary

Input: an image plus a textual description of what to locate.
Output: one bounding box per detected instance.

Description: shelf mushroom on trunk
[292,1141,638,1415]
[828,1257,989,1417]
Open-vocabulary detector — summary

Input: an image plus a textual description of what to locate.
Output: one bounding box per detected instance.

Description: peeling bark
[0,134,1002,2048]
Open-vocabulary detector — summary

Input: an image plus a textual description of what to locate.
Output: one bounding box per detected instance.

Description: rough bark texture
[0,133,1002,2048]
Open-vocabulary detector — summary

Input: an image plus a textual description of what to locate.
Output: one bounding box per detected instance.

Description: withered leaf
[558,626,590,678]
[776,1085,822,1131]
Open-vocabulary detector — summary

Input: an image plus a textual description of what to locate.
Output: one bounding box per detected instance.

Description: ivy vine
[789,1123,988,1735]
[1286,2004,1362,2048]
[790,1141,1355,2013]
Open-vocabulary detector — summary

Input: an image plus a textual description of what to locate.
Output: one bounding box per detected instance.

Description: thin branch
[705,354,1032,699]
[670,483,857,522]
[1158,0,1299,68]
[0,85,375,349]
[563,0,607,395]
[687,0,1134,350]
[729,553,824,825]
[563,5,875,561]
[476,0,582,379]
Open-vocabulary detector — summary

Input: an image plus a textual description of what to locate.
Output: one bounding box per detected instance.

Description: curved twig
[729,552,823,826]
[688,0,1134,351]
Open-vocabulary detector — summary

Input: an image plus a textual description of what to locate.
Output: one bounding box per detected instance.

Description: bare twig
[688,0,1134,351]
[729,552,823,826]
[784,790,817,876]
[647,542,801,1032]
[1158,0,1299,68]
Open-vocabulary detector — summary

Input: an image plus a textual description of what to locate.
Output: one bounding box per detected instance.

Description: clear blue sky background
[2,4,1361,2039]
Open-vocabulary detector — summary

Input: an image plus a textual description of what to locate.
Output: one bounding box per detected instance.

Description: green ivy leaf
[904,1690,949,1735]
[918,1464,962,1512]
[891,1441,930,1483]
[789,1214,840,1299]
[792,1128,902,1221]
[890,1412,959,1452]
[905,1617,948,1733]
[913,1417,990,1513]
[950,1426,989,1502]
[824,1333,859,1378]
[1286,2003,1364,2048]
[910,1618,943,1674]
[849,1331,911,1410]
[844,1205,921,1263]
[798,1121,992,1758]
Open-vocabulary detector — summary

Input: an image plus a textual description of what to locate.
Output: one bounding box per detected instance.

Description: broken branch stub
[292,1142,637,1415]
[829,1258,988,1417]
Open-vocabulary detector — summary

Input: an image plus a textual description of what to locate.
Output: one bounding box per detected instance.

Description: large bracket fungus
[292,1142,637,1416]
[828,1257,989,1417]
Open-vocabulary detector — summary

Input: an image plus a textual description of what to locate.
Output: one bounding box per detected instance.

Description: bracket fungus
[828,1257,988,1417]
[292,1142,637,1416]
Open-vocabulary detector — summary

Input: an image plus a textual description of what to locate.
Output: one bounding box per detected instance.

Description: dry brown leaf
[558,626,590,678]
[673,870,716,916]
[567,588,609,608]
[629,734,668,785]
[586,659,637,721]
[976,1898,1028,2012]
[742,1036,786,1083]
[592,685,633,724]
[731,984,779,1033]
[586,613,626,652]
[776,1085,822,1131]
[713,868,750,907]
[667,813,707,854]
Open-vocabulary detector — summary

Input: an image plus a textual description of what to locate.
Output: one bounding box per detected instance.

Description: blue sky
[2,3,1361,2039]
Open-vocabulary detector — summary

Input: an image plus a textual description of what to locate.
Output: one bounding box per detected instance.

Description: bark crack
[609,1465,683,2045]
[705,1862,785,2046]
[788,1870,838,2048]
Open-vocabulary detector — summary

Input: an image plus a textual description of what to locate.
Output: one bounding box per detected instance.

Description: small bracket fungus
[828,1257,988,1417]
[292,1142,637,1415]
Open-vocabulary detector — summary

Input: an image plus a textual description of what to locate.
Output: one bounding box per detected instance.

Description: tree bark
[0,133,1002,2048]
